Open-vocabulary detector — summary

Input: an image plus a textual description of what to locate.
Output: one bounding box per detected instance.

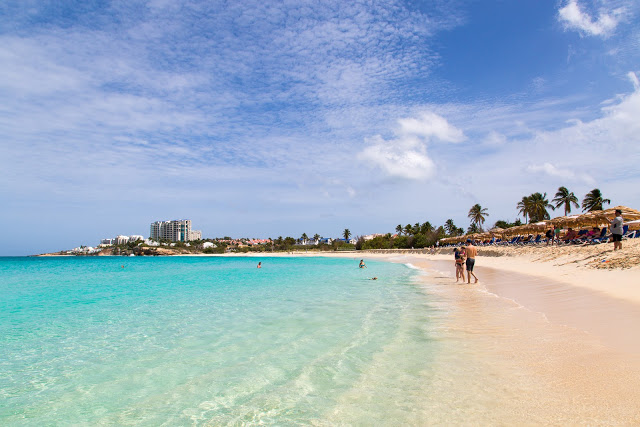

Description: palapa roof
[438,206,640,243]
[582,205,640,223]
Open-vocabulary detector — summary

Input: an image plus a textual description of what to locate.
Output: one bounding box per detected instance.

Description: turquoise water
[0,256,443,425]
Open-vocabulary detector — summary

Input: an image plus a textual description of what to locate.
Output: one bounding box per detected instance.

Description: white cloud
[357,112,464,180]
[558,0,624,37]
[483,131,508,147]
[526,162,595,185]
[628,71,640,91]
[358,135,435,180]
[398,112,466,143]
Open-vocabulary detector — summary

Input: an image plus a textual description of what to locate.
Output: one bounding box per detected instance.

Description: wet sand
[393,255,640,424]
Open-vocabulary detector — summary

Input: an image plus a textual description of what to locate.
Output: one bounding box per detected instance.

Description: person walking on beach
[607,209,624,251]
[359,259,367,268]
[465,239,479,284]
[454,246,465,282]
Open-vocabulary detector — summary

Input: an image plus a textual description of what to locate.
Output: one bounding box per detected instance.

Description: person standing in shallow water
[359,259,367,268]
[465,239,478,284]
[257,262,262,268]
[454,246,465,282]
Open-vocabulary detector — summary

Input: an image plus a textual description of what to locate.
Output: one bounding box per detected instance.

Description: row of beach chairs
[445,226,639,248]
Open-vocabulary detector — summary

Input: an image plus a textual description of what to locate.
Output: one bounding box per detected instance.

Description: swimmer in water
[359,259,366,268]
[257,262,262,268]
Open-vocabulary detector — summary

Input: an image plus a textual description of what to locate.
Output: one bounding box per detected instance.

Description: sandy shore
[226,243,640,423]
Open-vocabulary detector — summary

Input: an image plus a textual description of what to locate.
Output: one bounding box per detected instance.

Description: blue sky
[1,0,639,255]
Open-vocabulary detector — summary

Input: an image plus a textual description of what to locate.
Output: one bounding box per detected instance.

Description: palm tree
[582,188,611,212]
[528,192,554,222]
[301,233,308,243]
[467,223,481,234]
[516,196,531,223]
[552,186,579,216]
[395,224,403,235]
[444,219,456,236]
[468,204,489,229]
[404,224,413,235]
[420,221,433,234]
[343,229,351,241]
[313,233,320,242]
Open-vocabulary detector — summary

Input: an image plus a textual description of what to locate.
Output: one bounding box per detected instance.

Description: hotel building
[150,219,201,242]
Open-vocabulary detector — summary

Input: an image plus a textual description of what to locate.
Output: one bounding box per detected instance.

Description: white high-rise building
[150,219,201,242]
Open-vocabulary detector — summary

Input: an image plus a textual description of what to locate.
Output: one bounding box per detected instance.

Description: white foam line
[474,286,552,324]
[404,262,420,270]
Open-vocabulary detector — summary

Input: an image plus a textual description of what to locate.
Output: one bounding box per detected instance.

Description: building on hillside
[100,235,144,246]
[115,235,130,245]
[363,233,384,241]
[150,219,202,242]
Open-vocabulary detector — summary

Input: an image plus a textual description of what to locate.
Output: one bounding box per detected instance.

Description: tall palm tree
[420,221,433,234]
[343,229,351,241]
[582,188,611,212]
[528,192,554,222]
[516,196,531,223]
[444,219,456,236]
[404,224,413,235]
[552,186,579,216]
[313,233,320,242]
[395,224,403,235]
[301,233,308,243]
[468,204,489,229]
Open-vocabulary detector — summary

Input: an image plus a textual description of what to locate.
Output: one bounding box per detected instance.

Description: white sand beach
[229,242,640,423]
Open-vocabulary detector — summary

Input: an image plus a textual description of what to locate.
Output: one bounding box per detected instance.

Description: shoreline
[14,248,640,422]
[367,253,640,422]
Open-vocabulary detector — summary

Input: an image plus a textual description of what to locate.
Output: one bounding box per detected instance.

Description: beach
[3,244,640,424]
[188,240,640,422]
[311,241,640,423]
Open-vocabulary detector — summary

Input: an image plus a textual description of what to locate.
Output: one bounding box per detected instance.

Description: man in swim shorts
[465,239,478,284]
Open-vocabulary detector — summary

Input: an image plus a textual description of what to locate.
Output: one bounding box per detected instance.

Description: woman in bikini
[454,246,465,282]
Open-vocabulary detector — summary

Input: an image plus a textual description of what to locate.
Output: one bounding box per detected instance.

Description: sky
[1,0,639,255]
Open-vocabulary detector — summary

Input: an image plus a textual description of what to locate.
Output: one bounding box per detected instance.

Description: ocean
[0,256,446,425]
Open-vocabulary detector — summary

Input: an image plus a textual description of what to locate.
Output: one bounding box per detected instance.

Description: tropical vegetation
[582,188,611,212]
[552,186,579,216]
[468,204,489,230]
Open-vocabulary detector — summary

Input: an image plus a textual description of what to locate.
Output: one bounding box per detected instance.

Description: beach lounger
[591,228,611,244]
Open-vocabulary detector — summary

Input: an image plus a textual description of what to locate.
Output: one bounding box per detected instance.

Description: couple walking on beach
[454,239,478,284]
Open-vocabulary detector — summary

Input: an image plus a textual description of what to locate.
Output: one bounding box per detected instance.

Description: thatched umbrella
[549,214,583,228]
[519,221,548,233]
[583,205,640,225]
[501,224,529,237]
